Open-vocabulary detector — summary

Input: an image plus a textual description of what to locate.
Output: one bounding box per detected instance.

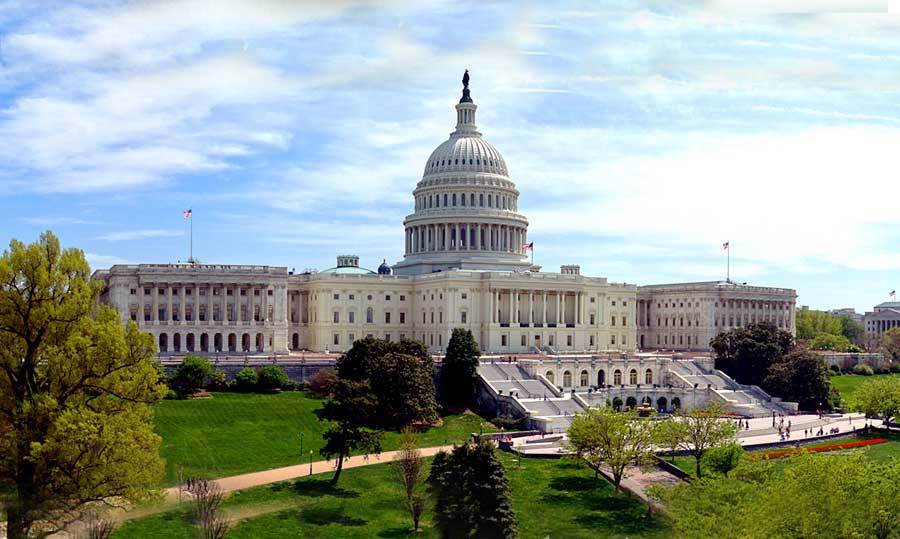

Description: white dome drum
[393,72,532,276]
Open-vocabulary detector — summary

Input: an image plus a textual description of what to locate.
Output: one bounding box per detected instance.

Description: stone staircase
[669,361,794,417]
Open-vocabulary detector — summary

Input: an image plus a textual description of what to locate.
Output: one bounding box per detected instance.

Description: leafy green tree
[427,440,518,539]
[257,365,289,392]
[170,355,212,396]
[808,333,853,352]
[337,337,438,428]
[711,322,794,387]
[567,406,658,494]
[838,314,865,347]
[852,375,900,425]
[234,367,258,391]
[764,349,836,411]
[0,232,166,539]
[880,327,900,362]
[702,442,744,477]
[318,379,382,485]
[440,328,481,406]
[795,309,842,341]
[672,402,739,478]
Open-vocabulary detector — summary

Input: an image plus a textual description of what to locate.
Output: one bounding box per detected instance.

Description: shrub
[875,366,892,375]
[170,355,212,396]
[208,370,227,391]
[308,368,338,397]
[891,363,900,374]
[234,367,258,391]
[257,365,289,392]
[828,364,842,375]
[853,364,875,376]
[492,414,523,431]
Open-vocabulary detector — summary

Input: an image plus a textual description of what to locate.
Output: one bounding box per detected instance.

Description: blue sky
[2,0,899,312]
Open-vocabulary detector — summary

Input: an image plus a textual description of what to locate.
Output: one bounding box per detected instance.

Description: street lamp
[299,431,304,461]
[309,450,314,476]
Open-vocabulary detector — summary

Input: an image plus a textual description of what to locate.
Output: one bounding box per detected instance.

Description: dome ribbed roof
[422,135,509,178]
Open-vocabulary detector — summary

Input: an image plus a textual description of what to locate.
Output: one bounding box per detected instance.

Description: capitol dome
[393,72,532,276]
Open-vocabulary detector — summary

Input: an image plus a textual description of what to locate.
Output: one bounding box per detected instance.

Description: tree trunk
[7,501,28,539]
[331,452,345,485]
[695,455,702,478]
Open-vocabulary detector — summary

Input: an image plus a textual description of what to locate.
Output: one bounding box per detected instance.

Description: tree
[257,365,289,392]
[169,355,212,396]
[673,402,739,478]
[566,406,658,494]
[318,379,382,485]
[711,322,794,387]
[654,417,686,463]
[337,337,438,428]
[880,327,900,362]
[440,328,481,406]
[427,440,518,539]
[838,314,865,347]
[795,309,842,341]
[308,367,338,397]
[702,442,744,477]
[393,427,426,532]
[852,375,900,426]
[0,232,166,539]
[234,366,258,391]
[764,349,836,411]
[808,333,853,352]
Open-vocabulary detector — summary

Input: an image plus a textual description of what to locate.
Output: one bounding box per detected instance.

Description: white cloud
[85,252,129,269]
[96,229,184,241]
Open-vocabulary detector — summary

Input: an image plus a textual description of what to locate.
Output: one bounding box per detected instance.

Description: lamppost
[299,431,304,462]
[309,450,314,476]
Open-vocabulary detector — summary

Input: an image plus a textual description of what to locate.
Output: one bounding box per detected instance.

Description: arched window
[613,369,622,385]
[598,370,606,386]
[366,307,373,324]
[672,397,681,409]
[545,371,554,383]
[625,396,637,409]
[158,333,168,353]
[629,369,638,385]
[580,370,589,387]
[657,397,668,411]
[645,369,653,385]
[563,371,572,387]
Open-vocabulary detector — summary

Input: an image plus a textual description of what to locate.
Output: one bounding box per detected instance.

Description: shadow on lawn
[299,506,367,526]
[290,478,360,499]
[378,526,426,538]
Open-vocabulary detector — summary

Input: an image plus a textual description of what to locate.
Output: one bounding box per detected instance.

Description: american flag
[891,290,896,298]
[183,209,192,218]
[522,242,533,252]
[722,241,729,250]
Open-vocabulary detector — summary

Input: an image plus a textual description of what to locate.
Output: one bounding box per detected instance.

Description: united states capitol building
[94,77,797,359]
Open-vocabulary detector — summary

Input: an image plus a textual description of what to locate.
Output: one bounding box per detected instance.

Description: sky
[1,0,900,312]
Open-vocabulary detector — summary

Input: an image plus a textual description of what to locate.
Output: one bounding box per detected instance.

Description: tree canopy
[440,328,481,406]
[337,337,438,428]
[169,354,211,396]
[796,309,842,341]
[671,402,740,478]
[567,406,658,493]
[851,375,900,425]
[880,327,900,362]
[711,321,794,387]
[764,349,836,411]
[318,378,382,484]
[0,232,166,539]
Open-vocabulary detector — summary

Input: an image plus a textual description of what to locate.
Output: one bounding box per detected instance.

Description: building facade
[636,281,797,351]
[94,80,637,355]
[864,302,900,349]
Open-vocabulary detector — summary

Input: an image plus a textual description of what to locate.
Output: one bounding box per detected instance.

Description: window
[501,335,507,346]
[333,293,340,300]
[431,312,434,323]
[645,369,653,385]
[629,369,638,385]
[333,311,340,323]
[460,311,467,323]
[611,300,616,306]
[439,311,443,323]
[461,292,468,300]
[144,288,151,295]
[367,295,373,301]
[399,312,405,324]
[590,314,595,325]
[589,335,595,346]
[348,333,355,342]
[590,297,595,303]
[470,194,475,206]
[400,295,405,301]
[159,288,166,295]
[366,307,373,324]
[267,289,273,296]
[563,371,572,387]
[240,289,246,296]
[479,194,484,206]
[399,334,405,340]
[385,312,391,324]
[623,301,627,307]
[622,316,626,326]
[580,370,589,387]
[612,317,616,326]
[333,334,339,346]
[566,335,573,346]
[386,294,391,301]
[253,289,259,296]
[443,194,448,206]
[130,288,136,295]
[521,335,527,346]
[385,334,391,342]
[614,369,622,385]
[461,193,466,206]
[452,193,457,206]
[349,311,355,323]
[611,334,616,345]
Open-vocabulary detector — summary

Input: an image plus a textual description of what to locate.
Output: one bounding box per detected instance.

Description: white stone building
[94,80,637,355]
[636,281,797,351]
[864,301,900,350]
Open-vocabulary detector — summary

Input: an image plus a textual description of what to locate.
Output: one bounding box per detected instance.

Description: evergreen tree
[427,440,518,539]
[441,328,481,406]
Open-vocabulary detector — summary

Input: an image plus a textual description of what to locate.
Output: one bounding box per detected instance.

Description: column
[206,284,213,324]
[455,223,461,250]
[194,284,200,326]
[542,291,547,326]
[488,225,493,251]
[443,225,448,251]
[556,292,562,326]
[507,290,513,324]
[166,285,173,323]
[152,284,159,323]
[529,292,534,326]
[262,286,269,323]
[513,290,519,324]
[221,285,227,324]
[496,290,501,323]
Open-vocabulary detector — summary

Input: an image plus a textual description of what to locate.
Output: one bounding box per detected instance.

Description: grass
[113,453,671,539]
[154,391,489,486]
[830,373,900,404]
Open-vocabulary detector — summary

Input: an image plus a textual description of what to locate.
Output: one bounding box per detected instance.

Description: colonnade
[141,283,276,326]
[489,289,587,327]
[405,223,527,255]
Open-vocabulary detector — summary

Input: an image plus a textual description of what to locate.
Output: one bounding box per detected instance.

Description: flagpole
[727,242,730,283]
[189,212,193,263]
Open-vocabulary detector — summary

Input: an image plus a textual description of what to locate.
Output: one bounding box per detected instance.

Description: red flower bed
[752,438,888,459]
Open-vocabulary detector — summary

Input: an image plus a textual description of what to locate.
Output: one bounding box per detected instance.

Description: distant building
[828,307,863,324]
[864,302,900,349]
[636,281,797,352]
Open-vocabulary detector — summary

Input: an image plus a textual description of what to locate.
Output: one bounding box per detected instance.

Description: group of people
[734,417,750,430]
[773,413,792,441]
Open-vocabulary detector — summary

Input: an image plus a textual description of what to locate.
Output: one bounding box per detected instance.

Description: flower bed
[752,438,888,459]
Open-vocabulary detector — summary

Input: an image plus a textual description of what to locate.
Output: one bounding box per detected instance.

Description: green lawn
[114,453,670,539]
[830,373,900,403]
[154,391,489,485]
